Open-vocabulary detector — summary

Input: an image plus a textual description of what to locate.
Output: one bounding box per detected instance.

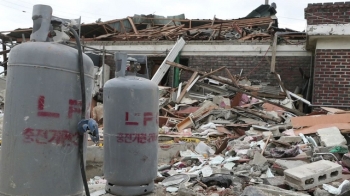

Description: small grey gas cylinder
[104,53,159,195]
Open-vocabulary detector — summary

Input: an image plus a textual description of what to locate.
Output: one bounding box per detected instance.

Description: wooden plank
[119,21,129,41]
[199,66,226,79]
[166,61,237,87]
[274,72,291,99]
[127,17,139,34]
[235,107,282,122]
[270,34,278,73]
[0,50,10,55]
[211,15,216,26]
[102,25,109,34]
[166,61,305,116]
[294,123,350,135]
[321,107,346,114]
[225,68,236,84]
[291,114,350,128]
[151,38,185,84]
[176,72,198,103]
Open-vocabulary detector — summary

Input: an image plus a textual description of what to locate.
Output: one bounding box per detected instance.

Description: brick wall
[313,49,350,105]
[305,2,350,25]
[102,54,311,91]
[181,56,311,91]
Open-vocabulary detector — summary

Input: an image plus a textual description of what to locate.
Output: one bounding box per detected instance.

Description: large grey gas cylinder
[0,5,94,196]
[104,53,159,196]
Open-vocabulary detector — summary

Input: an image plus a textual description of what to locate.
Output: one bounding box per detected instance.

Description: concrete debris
[284,160,342,190]
[250,152,267,166]
[323,180,350,195]
[317,127,347,147]
[314,188,332,196]
[87,61,350,195]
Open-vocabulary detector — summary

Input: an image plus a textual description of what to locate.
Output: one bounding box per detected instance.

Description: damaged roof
[0,3,304,43]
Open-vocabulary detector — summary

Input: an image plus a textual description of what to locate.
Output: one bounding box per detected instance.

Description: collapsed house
[0,1,350,196]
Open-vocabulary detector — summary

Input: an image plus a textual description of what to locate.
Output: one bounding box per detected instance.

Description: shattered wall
[305,2,350,25]
[181,56,311,91]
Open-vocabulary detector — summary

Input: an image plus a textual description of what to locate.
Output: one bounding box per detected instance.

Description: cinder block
[284,160,342,190]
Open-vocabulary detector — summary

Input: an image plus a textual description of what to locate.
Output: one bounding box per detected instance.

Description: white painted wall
[307,24,350,36]
[86,43,311,56]
[316,37,350,50]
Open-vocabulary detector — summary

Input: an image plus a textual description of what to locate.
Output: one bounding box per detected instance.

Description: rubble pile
[152,62,350,196]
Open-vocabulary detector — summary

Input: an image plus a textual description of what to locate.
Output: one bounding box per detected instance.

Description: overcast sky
[0,0,347,32]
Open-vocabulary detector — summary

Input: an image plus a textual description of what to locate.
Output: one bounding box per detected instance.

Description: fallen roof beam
[166,60,305,116]
[128,17,139,34]
[166,61,238,87]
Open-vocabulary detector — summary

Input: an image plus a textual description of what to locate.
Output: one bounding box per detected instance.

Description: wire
[245,46,271,77]
[1,0,97,20]
[0,1,28,12]
[306,13,348,24]
[278,16,305,21]
[69,27,90,196]
[15,0,116,19]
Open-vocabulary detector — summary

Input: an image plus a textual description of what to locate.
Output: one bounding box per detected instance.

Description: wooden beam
[270,34,278,73]
[166,61,305,116]
[128,17,139,34]
[0,50,10,55]
[224,68,236,84]
[102,25,109,34]
[274,72,291,100]
[166,61,238,87]
[176,72,198,103]
[199,66,226,79]
[211,15,216,26]
[119,21,129,41]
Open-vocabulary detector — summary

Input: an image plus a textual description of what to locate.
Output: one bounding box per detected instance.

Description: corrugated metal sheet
[167,14,185,26]
[133,14,185,26]
[107,19,132,33]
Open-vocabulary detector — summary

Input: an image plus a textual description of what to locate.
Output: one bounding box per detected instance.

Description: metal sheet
[151,37,185,84]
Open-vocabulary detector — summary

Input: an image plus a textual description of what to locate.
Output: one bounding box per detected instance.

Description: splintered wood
[94,17,275,41]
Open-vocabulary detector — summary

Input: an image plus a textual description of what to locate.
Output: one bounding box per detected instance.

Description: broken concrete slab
[250,152,267,166]
[254,184,311,196]
[317,127,347,147]
[278,136,302,143]
[262,176,287,188]
[313,188,332,196]
[284,160,342,190]
[275,159,308,170]
[342,153,350,169]
[241,186,266,196]
[158,143,196,164]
